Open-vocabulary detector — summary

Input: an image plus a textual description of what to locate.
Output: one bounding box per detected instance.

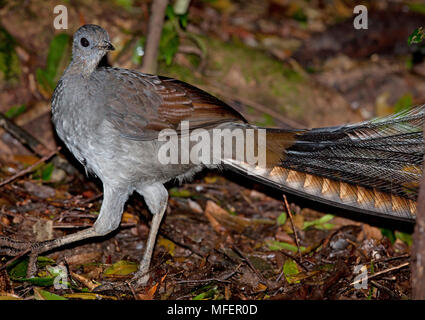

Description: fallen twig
[0,112,51,157]
[175,275,234,284]
[0,147,60,188]
[350,262,409,286]
[0,111,78,176]
[70,271,99,291]
[0,248,30,271]
[283,194,302,263]
[232,246,268,285]
[370,280,400,299]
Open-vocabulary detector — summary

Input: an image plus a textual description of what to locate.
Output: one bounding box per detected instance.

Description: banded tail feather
[224,105,425,222]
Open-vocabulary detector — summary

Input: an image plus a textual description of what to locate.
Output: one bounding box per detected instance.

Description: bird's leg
[0,185,129,277]
[0,216,100,278]
[133,183,168,287]
[134,203,166,286]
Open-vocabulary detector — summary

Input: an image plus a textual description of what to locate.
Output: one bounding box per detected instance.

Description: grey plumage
[51,24,207,285]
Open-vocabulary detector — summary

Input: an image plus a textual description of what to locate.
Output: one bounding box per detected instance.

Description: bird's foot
[131,269,150,287]
[0,236,54,277]
[0,236,31,256]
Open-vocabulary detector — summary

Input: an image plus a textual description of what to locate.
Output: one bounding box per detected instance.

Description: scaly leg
[0,184,129,277]
[133,183,168,287]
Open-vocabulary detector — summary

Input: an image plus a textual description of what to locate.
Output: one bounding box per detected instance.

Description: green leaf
[36,256,56,266]
[192,285,219,300]
[165,4,176,20]
[36,33,71,93]
[24,276,56,286]
[367,287,373,300]
[0,295,22,300]
[283,259,300,284]
[114,0,133,10]
[277,212,287,225]
[34,288,67,300]
[394,93,413,113]
[381,228,396,244]
[302,214,334,230]
[292,8,307,22]
[103,260,138,277]
[315,223,335,230]
[255,113,275,127]
[0,26,20,83]
[169,188,192,198]
[408,27,425,45]
[41,162,55,181]
[4,104,26,119]
[179,13,189,29]
[408,4,425,15]
[395,231,412,246]
[63,292,116,300]
[370,261,375,275]
[8,256,56,280]
[266,240,306,253]
[8,259,28,279]
[46,34,70,80]
[159,21,180,66]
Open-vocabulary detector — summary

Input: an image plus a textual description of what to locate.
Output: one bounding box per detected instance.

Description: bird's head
[71,24,115,75]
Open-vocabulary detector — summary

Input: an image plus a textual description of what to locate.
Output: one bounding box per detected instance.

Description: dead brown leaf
[66,251,103,266]
[204,200,252,233]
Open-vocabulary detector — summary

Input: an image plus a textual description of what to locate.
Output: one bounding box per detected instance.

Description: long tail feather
[225,105,425,222]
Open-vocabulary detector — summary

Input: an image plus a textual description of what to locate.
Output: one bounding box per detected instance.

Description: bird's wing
[99,68,246,140]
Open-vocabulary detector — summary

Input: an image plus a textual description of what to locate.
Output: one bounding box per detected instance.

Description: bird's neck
[66,56,103,78]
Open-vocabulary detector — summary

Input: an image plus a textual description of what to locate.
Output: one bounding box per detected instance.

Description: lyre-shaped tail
[225,105,425,222]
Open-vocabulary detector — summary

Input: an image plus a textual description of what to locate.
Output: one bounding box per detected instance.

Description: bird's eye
[80,37,90,47]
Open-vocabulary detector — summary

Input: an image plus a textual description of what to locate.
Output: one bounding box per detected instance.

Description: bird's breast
[52,79,101,170]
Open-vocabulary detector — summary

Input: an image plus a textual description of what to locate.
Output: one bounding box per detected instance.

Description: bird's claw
[131,270,150,287]
[0,237,49,278]
[0,236,32,256]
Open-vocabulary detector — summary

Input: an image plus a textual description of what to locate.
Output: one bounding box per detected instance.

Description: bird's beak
[97,40,115,51]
